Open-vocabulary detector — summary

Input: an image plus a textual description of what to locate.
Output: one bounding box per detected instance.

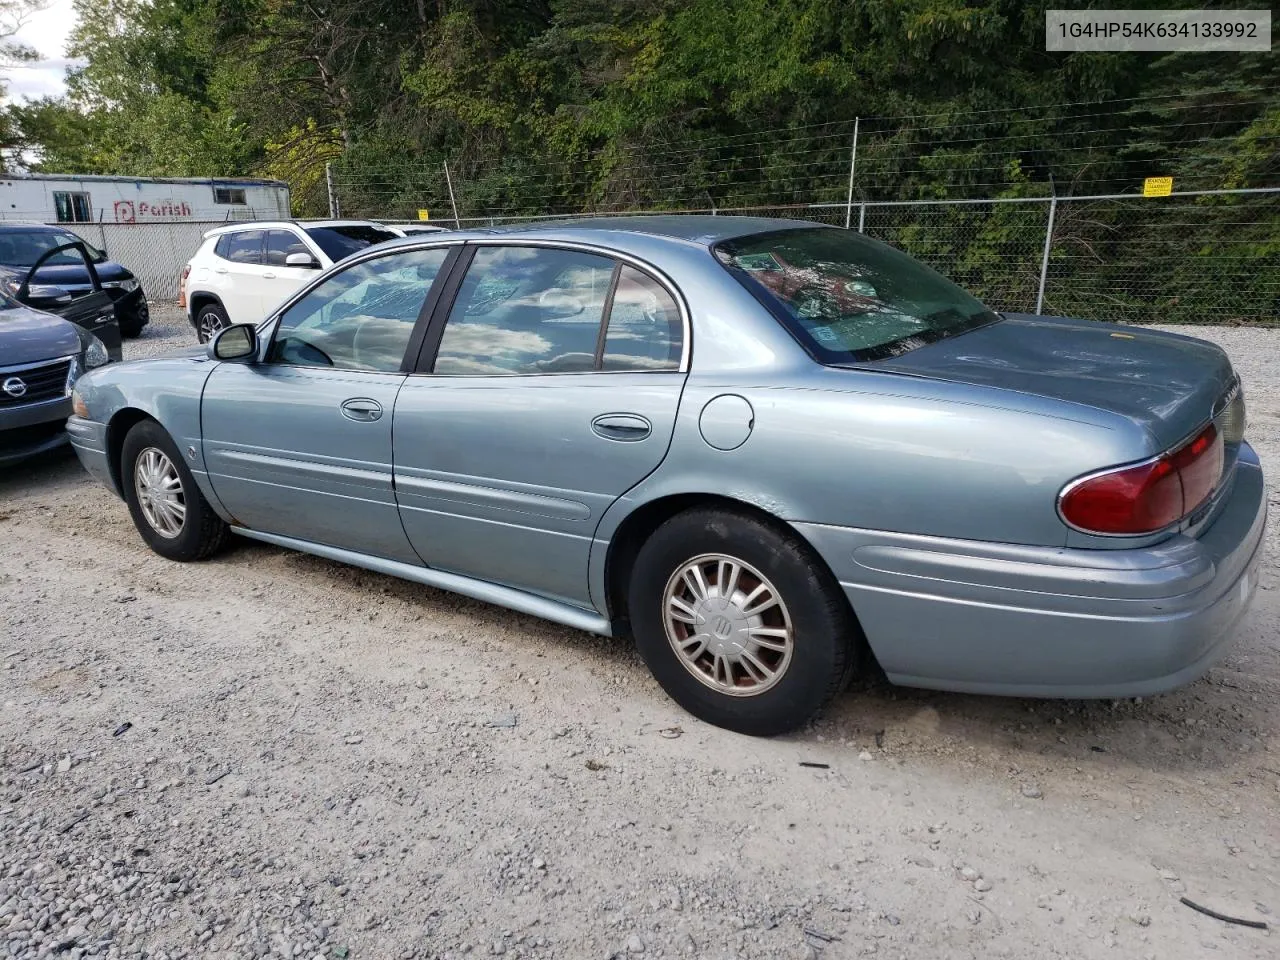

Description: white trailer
[0,174,291,224]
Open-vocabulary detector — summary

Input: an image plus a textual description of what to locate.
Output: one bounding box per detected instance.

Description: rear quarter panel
[599,365,1154,550]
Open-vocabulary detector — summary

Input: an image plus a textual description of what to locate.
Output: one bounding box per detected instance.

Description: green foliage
[1,0,1275,321]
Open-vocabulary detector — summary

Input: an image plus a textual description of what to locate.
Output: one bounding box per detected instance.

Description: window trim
[262,242,462,375]
[53,191,93,224]
[412,239,691,377]
[591,262,624,369]
[213,186,248,205]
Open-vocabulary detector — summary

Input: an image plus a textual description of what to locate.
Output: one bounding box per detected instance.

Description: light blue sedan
[67,217,1265,735]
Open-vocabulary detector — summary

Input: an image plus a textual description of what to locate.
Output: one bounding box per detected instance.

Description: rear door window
[433,246,615,375]
[600,266,683,371]
[223,231,265,265]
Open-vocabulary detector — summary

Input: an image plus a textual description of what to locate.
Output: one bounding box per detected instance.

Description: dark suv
[0,223,150,337]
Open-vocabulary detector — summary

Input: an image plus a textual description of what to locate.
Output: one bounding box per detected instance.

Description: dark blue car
[0,223,149,337]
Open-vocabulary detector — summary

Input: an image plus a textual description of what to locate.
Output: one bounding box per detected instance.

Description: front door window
[270,247,452,372]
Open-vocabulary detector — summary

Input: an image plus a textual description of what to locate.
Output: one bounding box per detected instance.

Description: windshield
[304,224,400,262]
[714,227,999,362]
[0,230,104,267]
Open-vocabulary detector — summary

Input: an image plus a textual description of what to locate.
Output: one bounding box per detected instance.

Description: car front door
[201,244,457,562]
[262,229,325,315]
[393,243,688,607]
[19,241,121,361]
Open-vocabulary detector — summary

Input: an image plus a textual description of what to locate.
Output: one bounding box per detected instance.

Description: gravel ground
[1,307,1277,960]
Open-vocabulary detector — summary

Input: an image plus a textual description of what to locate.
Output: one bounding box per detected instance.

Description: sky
[4,0,80,102]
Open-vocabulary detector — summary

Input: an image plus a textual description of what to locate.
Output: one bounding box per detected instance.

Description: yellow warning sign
[1142,176,1173,197]
[417,209,430,220]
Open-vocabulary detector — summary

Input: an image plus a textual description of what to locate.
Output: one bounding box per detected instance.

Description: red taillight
[178,264,191,308]
[1171,423,1224,514]
[1060,424,1223,535]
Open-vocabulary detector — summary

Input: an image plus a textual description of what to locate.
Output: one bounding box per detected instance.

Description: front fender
[73,356,227,517]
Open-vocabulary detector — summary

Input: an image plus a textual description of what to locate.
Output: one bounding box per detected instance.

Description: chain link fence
[1043,191,1280,324]
[45,186,1279,325]
[61,220,221,301]
[444,189,1279,324]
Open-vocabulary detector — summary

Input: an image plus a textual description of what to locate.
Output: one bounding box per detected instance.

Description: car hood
[0,260,132,286]
[864,313,1235,452]
[0,304,81,366]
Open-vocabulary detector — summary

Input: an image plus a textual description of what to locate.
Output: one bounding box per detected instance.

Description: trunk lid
[863,313,1236,452]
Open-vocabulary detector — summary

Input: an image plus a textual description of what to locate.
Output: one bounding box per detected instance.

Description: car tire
[121,420,231,561]
[195,303,230,344]
[628,507,857,736]
[119,300,149,339]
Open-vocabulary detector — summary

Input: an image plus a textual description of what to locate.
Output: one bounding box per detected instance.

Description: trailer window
[214,187,247,205]
[53,192,92,223]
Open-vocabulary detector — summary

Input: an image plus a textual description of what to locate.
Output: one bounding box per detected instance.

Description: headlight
[83,332,109,368]
[102,278,140,293]
[71,387,89,418]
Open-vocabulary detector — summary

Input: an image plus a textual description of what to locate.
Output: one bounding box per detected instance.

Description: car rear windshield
[304,225,400,262]
[0,230,106,267]
[714,227,999,362]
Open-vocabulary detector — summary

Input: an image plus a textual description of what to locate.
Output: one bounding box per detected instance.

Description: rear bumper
[795,442,1267,698]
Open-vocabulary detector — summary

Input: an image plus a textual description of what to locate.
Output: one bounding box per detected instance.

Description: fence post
[325,163,339,218]
[322,165,337,218]
[857,202,867,233]
[844,117,860,229]
[443,161,461,229]
[1035,196,1057,315]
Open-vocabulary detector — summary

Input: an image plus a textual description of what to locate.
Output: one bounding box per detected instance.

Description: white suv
[180,220,401,341]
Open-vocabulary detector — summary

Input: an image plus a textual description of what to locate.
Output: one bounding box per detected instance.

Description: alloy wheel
[662,553,794,697]
[198,312,226,343]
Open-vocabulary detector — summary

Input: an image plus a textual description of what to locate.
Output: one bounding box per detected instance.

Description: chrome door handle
[340,398,383,422]
[591,413,651,442]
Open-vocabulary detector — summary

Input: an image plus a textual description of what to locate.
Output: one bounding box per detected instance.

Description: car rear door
[392,242,689,608]
[200,244,458,562]
[213,229,271,323]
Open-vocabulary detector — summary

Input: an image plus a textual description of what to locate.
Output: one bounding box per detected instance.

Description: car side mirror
[209,323,259,362]
[285,252,321,269]
[26,284,73,306]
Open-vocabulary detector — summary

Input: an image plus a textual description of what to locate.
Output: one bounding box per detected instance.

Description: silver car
[67,217,1266,735]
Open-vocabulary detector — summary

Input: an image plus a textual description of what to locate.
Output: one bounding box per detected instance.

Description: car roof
[202,219,393,238]
[0,222,77,232]
[467,215,816,242]
[373,215,826,251]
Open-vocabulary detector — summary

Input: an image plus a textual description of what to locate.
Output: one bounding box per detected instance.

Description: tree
[0,0,50,167]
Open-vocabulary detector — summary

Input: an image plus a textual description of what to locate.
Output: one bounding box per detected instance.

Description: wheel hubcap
[134,447,185,538]
[198,314,223,342]
[662,553,793,697]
